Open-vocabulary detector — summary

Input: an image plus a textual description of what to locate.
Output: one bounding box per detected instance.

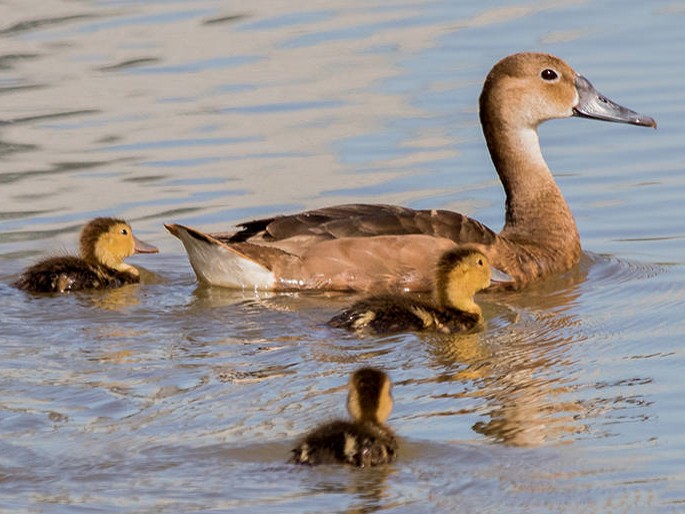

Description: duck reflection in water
[423,261,597,447]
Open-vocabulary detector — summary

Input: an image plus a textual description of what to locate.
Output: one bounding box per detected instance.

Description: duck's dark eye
[477,258,484,266]
[121,228,128,235]
[541,68,558,81]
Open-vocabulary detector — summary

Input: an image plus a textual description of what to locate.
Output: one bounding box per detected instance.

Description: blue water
[1,1,684,512]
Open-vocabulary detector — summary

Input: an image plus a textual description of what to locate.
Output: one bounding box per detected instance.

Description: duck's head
[479,52,656,131]
[347,367,393,425]
[80,217,158,274]
[435,248,491,313]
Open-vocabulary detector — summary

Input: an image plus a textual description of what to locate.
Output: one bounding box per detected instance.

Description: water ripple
[0,0,683,511]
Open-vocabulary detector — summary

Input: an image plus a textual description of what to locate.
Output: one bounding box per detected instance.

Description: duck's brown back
[226,204,498,246]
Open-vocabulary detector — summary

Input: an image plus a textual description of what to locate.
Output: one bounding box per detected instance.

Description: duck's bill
[490,267,513,285]
[133,235,159,254]
[573,75,656,128]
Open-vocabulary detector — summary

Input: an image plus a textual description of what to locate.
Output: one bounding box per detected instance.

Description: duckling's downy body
[328,249,490,334]
[166,52,655,292]
[14,217,158,293]
[291,367,397,467]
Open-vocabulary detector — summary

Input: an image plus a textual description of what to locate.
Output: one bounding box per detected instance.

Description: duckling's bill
[133,235,159,254]
[573,75,656,128]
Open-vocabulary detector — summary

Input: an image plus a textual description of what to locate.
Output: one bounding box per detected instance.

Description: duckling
[328,248,490,334]
[13,217,158,293]
[291,367,397,467]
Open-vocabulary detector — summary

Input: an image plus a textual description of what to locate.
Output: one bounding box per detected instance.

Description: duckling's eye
[121,228,128,236]
[541,68,558,81]
[477,258,484,266]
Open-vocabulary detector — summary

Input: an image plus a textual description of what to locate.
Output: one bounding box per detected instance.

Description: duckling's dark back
[13,256,138,293]
[328,294,481,334]
[291,420,397,467]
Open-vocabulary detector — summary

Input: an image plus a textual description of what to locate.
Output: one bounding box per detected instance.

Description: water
[1,0,684,512]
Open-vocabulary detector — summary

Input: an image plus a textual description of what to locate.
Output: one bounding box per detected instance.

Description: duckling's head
[347,367,393,425]
[480,52,656,131]
[435,248,490,313]
[80,217,158,274]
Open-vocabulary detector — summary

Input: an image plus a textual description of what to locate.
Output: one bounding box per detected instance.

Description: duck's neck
[86,245,138,277]
[111,261,139,276]
[438,286,482,317]
[481,118,579,247]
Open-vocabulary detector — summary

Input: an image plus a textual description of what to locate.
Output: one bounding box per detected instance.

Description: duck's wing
[167,205,500,291]
[224,204,497,246]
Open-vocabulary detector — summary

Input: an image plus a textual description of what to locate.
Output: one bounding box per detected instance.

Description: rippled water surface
[2,1,685,512]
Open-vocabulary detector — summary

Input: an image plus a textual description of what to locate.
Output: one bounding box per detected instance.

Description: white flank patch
[171,225,275,290]
[343,434,357,460]
[353,311,376,329]
[410,306,434,328]
[299,443,310,462]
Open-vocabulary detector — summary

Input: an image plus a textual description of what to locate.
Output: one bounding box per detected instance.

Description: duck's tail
[165,223,277,289]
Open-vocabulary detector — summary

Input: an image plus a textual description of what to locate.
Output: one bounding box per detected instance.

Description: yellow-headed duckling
[291,367,397,467]
[14,217,158,293]
[328,248,490,334]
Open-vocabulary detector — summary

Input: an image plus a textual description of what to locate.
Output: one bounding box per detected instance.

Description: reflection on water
[297,465,395,514]
[86,283,141,310]
[1,0,685,512]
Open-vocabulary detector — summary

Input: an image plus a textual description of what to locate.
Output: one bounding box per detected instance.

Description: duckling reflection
[87,282,141,310]
[424,262,592,447]
[13,217,158,293]
[291,367,397,467]
[328,249,490,334]
[307,463,393,514]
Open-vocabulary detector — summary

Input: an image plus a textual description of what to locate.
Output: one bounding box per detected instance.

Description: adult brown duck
[14,217,158,293]
[166,52,656,292]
